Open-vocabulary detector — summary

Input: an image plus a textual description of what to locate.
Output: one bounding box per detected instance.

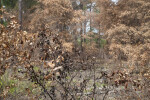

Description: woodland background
[0,0,150,100]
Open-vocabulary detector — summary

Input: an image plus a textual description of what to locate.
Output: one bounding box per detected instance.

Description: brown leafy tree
[97,0,150,99]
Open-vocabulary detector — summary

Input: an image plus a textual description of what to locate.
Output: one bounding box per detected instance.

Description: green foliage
[23,0,37,12]
[32,87,41,95]
[0,15,8,26]
[0,0,18,9]
[93,8,100,13]
[9,87,16,95]
[0,69,42,96]
[77,35,106,48]
[0,71,17,95]
[83,5,87,10]
[84,38,91,44]
[101,83,107,87]
[99,39,107,48]
[0,0,37,11]
[24,0,37,8]
[0,0,4,8]
[0,79,3,88]
[33,66,39,72]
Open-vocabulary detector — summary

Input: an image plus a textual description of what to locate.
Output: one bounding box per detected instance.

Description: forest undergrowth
[0,0,150,100]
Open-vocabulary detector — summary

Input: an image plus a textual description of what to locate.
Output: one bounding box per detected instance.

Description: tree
[0,0,18,9]
[18,0,22,30]
[96,0,150,98]
[28,0,74,32]
[98,0,150,66]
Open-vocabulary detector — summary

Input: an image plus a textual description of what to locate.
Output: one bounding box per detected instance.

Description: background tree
[18,0,22,30]
[97,0,150,98]
[98,0,150,66]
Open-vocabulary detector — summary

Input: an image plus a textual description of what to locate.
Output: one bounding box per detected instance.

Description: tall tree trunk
[0,79,2,100]
[0,0,4,8]
[83,7,86,34]
[89,1,92,31]
[98,25,101,48]
[84,18,86,34]
[80,23,83,52]
[83,11,86,42]
[98,24,102,58]
[73,28,77,55]
[18,0,22,30]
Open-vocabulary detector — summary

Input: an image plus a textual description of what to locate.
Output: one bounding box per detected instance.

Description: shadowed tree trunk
[80,23,83,52]
[83,11,87,42]
[18,0,22,30]
[89,1,92,31]
[73,27,78,55]
[98,24,101,48]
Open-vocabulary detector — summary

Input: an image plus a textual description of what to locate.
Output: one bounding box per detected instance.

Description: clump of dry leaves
[0,8,73,99]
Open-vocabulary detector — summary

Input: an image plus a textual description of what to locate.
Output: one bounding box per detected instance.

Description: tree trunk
[83,11,86,42]
[80,23,83,52]
[98,25,101,48]
[18,0,22,30]
[73,28,77,55]
[89,2,92,31]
